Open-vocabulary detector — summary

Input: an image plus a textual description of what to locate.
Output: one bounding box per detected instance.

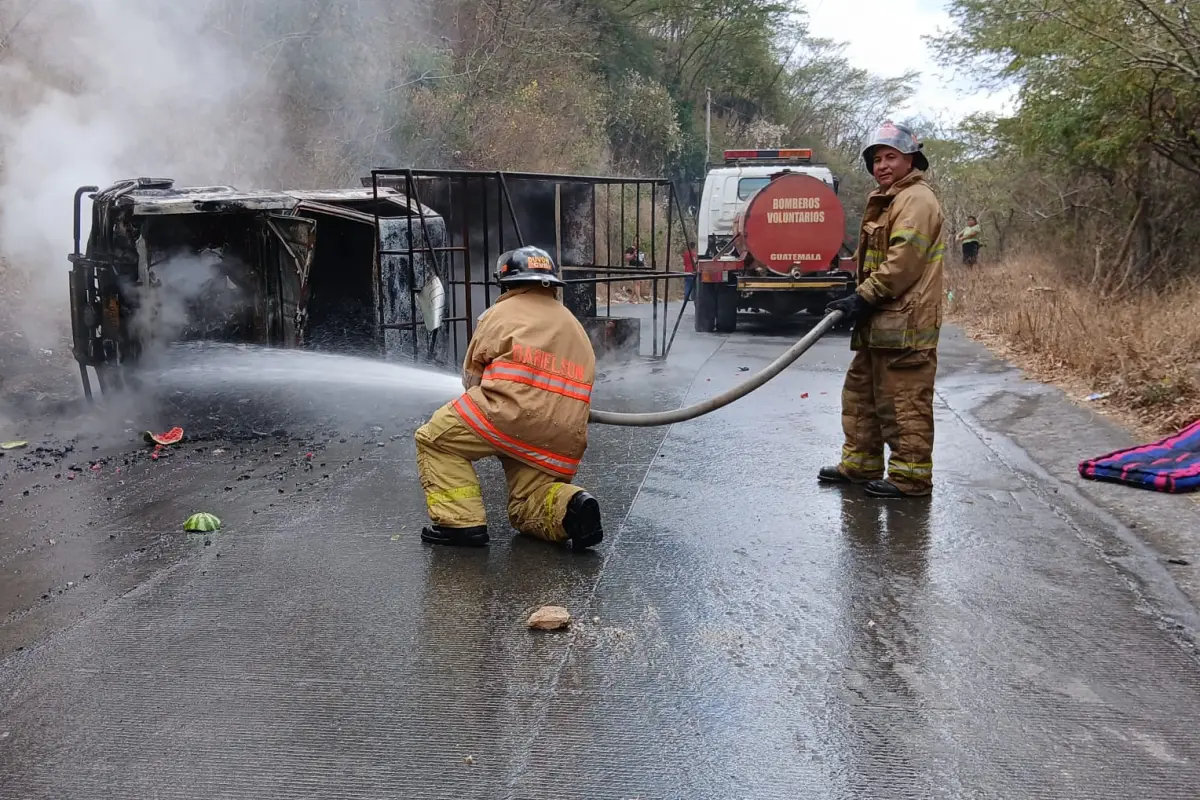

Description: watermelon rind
[144,427,185,446]
[184,512,222,532]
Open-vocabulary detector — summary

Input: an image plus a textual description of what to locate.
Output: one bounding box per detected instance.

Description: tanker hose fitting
[588,309,844,427]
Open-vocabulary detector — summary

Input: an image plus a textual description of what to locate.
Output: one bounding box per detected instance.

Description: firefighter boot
[818,465,868,485]
[864,479,932,499]
[562,491,604,550]
[421,524,490,547]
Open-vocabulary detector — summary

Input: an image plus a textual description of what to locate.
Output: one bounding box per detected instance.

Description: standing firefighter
[957,215,982,265]
[413,246,604,548]
[821,121,945,498]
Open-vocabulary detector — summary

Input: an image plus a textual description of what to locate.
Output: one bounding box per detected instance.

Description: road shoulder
[937,326,1200,640]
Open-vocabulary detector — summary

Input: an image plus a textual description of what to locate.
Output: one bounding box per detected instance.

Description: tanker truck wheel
[714,283,737,333]
[694,280,717,332]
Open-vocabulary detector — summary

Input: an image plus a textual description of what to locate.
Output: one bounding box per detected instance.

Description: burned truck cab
[67,178,449,398]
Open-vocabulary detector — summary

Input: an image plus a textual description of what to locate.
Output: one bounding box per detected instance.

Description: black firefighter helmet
[495,246,565,289]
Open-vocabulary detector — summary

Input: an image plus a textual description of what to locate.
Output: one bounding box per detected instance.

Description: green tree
[930,0,1200,283]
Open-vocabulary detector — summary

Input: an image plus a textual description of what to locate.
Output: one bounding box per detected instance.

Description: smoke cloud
[0,0,427,355]
[125,248,254,358]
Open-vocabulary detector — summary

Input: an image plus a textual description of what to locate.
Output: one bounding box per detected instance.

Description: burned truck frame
[68,178,449,397]
[68,171,696,399]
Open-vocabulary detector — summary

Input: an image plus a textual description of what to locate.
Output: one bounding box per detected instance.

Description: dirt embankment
[946,257,1200,439]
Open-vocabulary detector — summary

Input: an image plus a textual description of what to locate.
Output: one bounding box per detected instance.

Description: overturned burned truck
[67,177,450,397]
[68,171,694,398]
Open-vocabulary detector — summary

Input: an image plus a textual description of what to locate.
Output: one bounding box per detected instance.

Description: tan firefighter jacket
[452,285,596,478]
[852,169,945,350]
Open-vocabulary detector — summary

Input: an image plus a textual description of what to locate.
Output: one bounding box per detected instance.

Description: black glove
[825,292,873,323]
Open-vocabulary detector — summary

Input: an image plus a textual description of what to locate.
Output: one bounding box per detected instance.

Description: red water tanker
[694,171,857,334]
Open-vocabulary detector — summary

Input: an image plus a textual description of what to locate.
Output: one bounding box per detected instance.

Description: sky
[802,0,1018,125]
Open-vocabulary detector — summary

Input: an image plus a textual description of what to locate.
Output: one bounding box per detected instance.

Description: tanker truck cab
[694,149,856,334]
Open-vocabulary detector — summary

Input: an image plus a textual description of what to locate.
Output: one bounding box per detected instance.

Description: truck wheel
[694,280,716,332]
[715,283,737,333]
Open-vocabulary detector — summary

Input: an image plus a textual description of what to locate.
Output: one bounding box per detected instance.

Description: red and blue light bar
[723,148,812,162]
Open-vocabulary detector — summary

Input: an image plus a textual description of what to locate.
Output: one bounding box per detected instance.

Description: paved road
[2,308,1200,799]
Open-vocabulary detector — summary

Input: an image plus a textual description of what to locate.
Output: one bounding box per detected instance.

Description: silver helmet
[861,120,929,173]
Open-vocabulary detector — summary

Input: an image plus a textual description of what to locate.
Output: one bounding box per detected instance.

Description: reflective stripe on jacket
[853,170,945,351]
[453,285,596,477]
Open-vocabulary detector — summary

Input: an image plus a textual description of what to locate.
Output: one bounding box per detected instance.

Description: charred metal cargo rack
[364,168,699,367]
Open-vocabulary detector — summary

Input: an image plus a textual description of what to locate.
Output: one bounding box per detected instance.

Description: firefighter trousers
[838,347,938,494]
[413,403,584,542]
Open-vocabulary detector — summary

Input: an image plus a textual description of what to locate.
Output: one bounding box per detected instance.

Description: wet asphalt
[2,305,1200,799]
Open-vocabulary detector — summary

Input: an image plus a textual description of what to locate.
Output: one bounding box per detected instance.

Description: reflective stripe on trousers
[414,403,585,541]
[841,445,884,475]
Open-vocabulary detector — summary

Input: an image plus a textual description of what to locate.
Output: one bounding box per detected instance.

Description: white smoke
[125,248,254,354]
[0,0,426,356]
[0,0,281,350]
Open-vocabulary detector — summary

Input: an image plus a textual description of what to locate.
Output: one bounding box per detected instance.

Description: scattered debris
[1085,392,1111,402]
[464,755,475,766]
[1,441,28,450]
[184,512,222,532]
[1168,557,1191,566]
[527,605,571,631]
[738,366,749,372]
[800,392,809,399]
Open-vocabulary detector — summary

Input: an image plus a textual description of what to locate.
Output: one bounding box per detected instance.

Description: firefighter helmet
[495,246,565,288]
[861,120,929,174]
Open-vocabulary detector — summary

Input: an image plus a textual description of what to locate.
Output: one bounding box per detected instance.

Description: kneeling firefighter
[413,246,604,548]
[821,120,945,498]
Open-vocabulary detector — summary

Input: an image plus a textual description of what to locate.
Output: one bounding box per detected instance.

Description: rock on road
[2,307,1200,799]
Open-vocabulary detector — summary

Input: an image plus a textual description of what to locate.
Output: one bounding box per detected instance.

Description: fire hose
[587,309,844,427]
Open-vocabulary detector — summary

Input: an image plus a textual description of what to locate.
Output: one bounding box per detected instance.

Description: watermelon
[144,427,184,446]
[184,512,222,532]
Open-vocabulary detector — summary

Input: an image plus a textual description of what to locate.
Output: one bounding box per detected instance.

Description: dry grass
[946,255,1200,437]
